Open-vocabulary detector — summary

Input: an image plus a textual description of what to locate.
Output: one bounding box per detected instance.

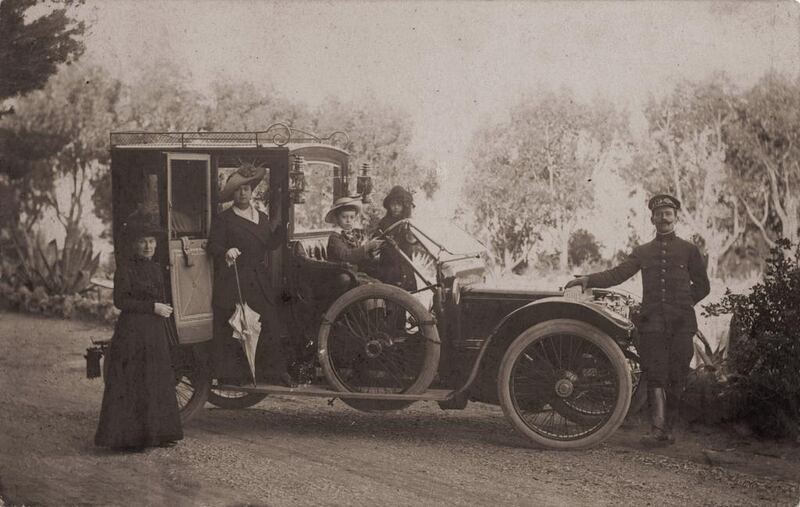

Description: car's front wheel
[497,319,631,449]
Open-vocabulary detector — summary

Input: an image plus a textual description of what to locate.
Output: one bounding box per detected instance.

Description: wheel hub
[555,371,578,398]
[554,379,574,398]
[365,340,384,358]
[365,332,395,358]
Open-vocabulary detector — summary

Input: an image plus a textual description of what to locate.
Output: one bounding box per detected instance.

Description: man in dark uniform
[566,194,710,445]
[207,165,292,386]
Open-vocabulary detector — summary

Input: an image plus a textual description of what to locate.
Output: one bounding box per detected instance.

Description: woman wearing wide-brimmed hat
[95,217,183,450]
[374,185,417,291]
[207,164,292,386]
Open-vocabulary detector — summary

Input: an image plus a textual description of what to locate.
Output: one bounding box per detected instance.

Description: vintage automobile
[90,125,642,449]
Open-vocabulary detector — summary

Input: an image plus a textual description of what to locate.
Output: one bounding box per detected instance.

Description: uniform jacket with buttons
[587,232,710,314]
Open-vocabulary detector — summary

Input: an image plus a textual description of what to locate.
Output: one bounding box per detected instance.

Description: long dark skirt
[95,313,183,449]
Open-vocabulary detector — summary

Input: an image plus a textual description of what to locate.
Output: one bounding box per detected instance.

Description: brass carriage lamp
[357,162,373,203]
[289,155,307,204]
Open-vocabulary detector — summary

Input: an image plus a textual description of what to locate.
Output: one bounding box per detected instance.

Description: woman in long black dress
[95,220,183,449]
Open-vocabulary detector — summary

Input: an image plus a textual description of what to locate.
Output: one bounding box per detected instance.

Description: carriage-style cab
[99,125,640,450]
[108,126,360,345]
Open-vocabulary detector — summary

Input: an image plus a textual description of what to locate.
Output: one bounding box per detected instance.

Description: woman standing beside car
[94,218,183,450]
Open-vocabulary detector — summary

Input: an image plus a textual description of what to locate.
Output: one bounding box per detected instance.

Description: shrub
[0,280,117,325]
[568,229,602,268]
[704,239,800,438]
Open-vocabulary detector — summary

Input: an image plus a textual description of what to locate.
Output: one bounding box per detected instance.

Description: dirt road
[1,311,798,506]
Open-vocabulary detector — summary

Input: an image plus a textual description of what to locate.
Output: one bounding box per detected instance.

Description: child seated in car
[325,196,383,278]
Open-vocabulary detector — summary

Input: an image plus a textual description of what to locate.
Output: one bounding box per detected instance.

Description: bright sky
[80,0,799,169]
[52,0,799,258]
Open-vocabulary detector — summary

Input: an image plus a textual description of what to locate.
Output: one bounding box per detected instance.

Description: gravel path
[0,311,798,506]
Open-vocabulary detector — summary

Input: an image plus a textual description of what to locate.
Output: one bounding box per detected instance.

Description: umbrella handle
[232,258,245,305]
[232,259,248,327]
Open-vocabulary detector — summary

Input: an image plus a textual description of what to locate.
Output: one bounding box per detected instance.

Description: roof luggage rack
[110,123,350,149]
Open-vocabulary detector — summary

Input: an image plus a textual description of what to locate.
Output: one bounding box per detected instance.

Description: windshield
[406,218,486,259]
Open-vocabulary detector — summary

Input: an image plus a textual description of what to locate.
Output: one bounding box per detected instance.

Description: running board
[213,383,455,401]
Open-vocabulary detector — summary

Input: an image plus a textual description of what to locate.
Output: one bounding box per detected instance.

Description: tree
[632,78,743,277]
[465,90,625,272]
[306,95,437,227]
[119,59,207,132]
[90,60,209,229]
[726,73,800,247]
[0,0,85,118]
[204,79,304,131]
[0,63,119,293]
[4,63,121,232]
[568,229,603,268]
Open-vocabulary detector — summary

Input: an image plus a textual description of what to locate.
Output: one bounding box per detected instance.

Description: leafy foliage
[630,77,743,277]
[464,90,626,272]
[725,73,800,246]
[308,95,438,229]
[0,0,85,107]
[5,230,100,295]
[568,229,602,268]
[704,239,800,438]
[0,280,117,324]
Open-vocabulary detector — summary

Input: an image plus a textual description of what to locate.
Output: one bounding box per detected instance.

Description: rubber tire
[498,319,632,450]
[318,283,440,412]
[207,390,268,409]
[176,368,211,425]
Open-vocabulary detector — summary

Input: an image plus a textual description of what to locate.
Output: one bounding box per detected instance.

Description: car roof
[110,125,350,156]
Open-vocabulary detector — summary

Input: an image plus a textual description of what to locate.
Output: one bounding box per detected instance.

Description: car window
[293,161,337,233]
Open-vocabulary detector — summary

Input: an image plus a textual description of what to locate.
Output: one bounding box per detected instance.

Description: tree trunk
[706,249,719,279]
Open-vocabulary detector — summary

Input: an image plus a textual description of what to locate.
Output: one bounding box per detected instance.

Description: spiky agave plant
[683,330,735,424]
[16,231,101,295]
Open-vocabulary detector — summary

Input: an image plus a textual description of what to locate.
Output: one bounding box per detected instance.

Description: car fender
[488,296,633,348]
[465,297,633,399]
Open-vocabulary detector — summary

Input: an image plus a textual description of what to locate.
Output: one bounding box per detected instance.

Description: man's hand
[154,303,174,318]
[366,238,384,253]
[564,276,590,292]
[225,247,241,266]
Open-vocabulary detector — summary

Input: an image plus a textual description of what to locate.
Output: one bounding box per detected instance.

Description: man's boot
[665,389,682,444]
[640,387,671,446]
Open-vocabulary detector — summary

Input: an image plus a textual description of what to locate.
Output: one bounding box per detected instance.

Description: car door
[166,153,214,344]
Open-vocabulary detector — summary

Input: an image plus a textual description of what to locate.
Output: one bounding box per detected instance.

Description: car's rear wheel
[498,319,631,449]
[318,283,440,411]
[207,385,267,409]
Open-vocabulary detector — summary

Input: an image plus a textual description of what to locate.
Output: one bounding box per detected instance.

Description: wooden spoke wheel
[498,319,631,449]
[173,362,211,424]
[318,283,440,412]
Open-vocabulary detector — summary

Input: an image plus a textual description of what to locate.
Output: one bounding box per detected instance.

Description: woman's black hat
[122,213,165,241]
[382,185,414,210]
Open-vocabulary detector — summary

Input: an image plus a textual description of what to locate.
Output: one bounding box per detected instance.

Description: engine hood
[461,283,562,302]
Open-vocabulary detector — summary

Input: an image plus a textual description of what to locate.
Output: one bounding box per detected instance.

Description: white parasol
[228,259,261,386]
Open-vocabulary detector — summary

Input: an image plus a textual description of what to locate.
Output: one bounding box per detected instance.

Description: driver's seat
[289,237,358,307]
